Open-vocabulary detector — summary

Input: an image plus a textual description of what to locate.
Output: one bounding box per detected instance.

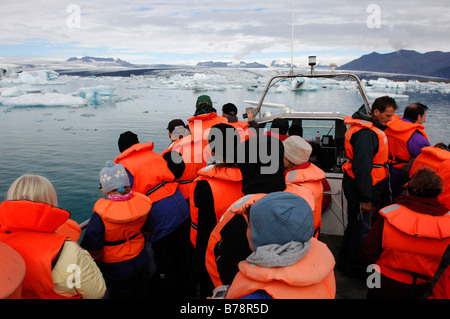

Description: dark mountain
[339,50,450,79]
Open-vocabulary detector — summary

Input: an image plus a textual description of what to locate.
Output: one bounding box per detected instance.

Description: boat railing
[252,70,371,119]
[80,219,89,230]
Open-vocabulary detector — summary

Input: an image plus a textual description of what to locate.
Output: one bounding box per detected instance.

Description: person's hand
[246,110,254,122]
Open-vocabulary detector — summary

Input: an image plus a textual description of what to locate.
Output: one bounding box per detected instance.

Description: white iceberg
[1,70,60,85]
[1,92,87,107]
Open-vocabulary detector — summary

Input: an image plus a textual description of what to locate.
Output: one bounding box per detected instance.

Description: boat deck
[320,234,367,299]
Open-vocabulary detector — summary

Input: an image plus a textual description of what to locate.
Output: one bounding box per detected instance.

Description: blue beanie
[249,192,314,249]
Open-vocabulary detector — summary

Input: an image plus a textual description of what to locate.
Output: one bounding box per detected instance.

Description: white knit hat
[100,160,130,193]
[283,136,312,165]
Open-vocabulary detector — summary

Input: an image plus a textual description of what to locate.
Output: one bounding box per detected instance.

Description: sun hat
[283,135,312,165]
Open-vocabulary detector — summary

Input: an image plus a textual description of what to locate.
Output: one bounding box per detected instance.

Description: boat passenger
[424,243,450,299]
[81,161,152,299]
[225,191,336,299]
[189,123,243,297]
[205,134,315,289]
[339,96,398,279]
[114,131,193,298]
[266,118,289,141]
[360,167,450,299]
[406,144,450,179]
[437,159,450,210]
[384,103,430,199]
[288,123,303,137]
[0,175,106,299]
[186,95,227,141]
[221,103,252,141]
[283,135,326,237]
[162,123,210,202]
[166,119,189,144]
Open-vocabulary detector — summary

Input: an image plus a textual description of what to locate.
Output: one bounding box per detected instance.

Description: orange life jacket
[285,163,326,237]
[377,204,450,285]
[189,165,243,247]
[93,192,152,264]
[0,200,81,299]
[226,237,336,299]
[385,115,429,168]
[438,159,450,210]
[205,184,315,287]
[0,242,26,299]
[114,142,177,203]
[226,121,252,142]
[342,117,389,185]
[161,135,211,199]
[187,112,228,142]
[55,218,82,242]
[409,146,450,178]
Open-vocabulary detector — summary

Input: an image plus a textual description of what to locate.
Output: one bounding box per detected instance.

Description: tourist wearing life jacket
[221,102,253,142]
[166,118,189,144]
[0,242,25,299]
[385,103,430,199]
[361,167,450,299]
[161,131,211,202]
[0,175,106,299]
[204,135,315,290]
[407,145,450,178]
[187,95,227,142]
[424,243,450,299]
[265,118,289,141]
[283,135,326,237]
[189,124,243,297]
[114,131,193,298]
[81,161,152,299]
[437,158,450,210]
[206,183,315,289]
[339,96,397,279]
[224,191,335,299]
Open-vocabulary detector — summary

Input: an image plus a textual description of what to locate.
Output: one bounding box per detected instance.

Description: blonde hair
[6,174,58,206]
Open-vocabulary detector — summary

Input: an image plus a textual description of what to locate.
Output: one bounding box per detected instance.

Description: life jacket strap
[104,232,140,246]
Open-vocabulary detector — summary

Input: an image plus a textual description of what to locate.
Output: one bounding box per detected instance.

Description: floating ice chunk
[1,70,59,85]
[0,86,24,97]
[367,92,409,100]
[1,92,87,107]
[73,85,115,104]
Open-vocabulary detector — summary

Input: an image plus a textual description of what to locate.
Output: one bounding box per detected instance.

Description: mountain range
[339,50,450,79]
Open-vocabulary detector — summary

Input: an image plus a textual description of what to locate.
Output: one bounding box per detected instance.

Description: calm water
[0,69,449,224]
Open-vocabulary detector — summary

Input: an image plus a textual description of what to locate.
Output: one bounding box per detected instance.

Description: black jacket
[343,105,388,203]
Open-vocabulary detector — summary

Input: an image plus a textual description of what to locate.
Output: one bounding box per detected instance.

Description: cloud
[0,0,449,64]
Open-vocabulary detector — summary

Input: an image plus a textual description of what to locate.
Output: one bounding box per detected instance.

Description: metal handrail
[80,219,90,230]
[252,72,371,119]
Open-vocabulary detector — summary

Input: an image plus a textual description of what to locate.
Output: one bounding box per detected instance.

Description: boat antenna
[290,0,295,75]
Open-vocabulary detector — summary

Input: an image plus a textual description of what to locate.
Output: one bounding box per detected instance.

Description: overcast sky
[1,1,449,66]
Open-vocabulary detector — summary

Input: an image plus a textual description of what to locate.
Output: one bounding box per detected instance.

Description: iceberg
[1,70,60,85]
[73,85,115,104]
[0,92,87,107]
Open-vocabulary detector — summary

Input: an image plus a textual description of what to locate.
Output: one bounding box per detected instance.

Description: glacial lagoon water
[0,68,449,224]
